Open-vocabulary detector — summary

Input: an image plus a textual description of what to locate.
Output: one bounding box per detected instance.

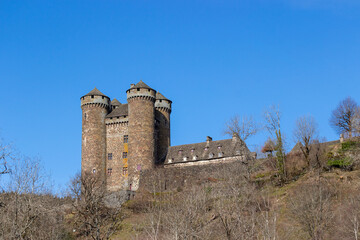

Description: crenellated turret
[155,92,172,163]
[126,80,156,190]
[80,87,110,185]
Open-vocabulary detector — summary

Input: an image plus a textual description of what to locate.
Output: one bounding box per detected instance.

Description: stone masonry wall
[105,120,129,191]
[81,100,108,184]
[155,109,170,164]
[128,92,156,191]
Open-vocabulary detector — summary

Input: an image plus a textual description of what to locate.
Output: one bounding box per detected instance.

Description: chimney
[232,133,239,142]
[130,83,135,88]
[340,133,344,143]
[206,136,212,146]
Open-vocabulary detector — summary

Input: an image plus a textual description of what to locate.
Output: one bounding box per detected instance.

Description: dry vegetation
[2,97,360,239]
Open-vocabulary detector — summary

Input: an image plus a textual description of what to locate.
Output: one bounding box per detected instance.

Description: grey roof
[165,138,252,164]
[106,104,128,118]
[111,98,121,106]
[131,80,154,90]
[156,92,171,102]
[83,87,108,97]
[290,142,303,153]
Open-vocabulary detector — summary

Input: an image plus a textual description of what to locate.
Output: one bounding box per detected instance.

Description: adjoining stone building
[81,80,256,192]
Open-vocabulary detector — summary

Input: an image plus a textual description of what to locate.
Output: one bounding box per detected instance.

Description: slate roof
[156,92,171,102]
[165,138,253,164]
[131,80,154,90]
[83,87,108,97]
[111,98,121,106]
[106,104,128,118]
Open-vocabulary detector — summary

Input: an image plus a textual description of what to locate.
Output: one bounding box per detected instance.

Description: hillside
[110,138,360,240]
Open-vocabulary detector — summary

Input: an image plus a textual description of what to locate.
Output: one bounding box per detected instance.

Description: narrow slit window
[124,135,129,143]
[108,153,113,160]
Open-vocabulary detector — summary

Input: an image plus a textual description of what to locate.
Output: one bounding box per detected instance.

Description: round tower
[155,92,172,163]
[126,80,156,190]
[80,87,110,184]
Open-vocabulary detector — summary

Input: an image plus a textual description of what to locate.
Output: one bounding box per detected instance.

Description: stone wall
[81,96,109,184]
[105,119,129,191]
[127,88,156,191]
[155,109,170,164]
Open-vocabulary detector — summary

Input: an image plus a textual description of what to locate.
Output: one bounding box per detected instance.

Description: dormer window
[193,155,198,160]
[178,150,183,156]
[183,156,188,161]
[168,158,173,163]
[209,153,214,158]
[218,152,223,157]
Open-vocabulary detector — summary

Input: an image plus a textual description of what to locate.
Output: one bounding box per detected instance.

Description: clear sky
[1,0,360,190]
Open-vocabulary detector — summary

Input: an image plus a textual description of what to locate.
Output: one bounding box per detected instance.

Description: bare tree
[264,105,286,182]
[0,140,12,177]
[0,156,66,240]
[224,115,259,141]
[69,172,123,240]
[293,115,319,167]
[289,180,334,240]
[330,97,360,138]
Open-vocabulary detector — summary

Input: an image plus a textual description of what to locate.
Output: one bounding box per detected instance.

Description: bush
[327,157,353,170]
[341,141,357,151]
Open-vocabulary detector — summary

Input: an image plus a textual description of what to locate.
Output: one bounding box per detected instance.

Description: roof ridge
[83,87,108,97]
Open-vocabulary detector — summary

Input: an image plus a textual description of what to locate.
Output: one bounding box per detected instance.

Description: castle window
[84,113,87,120]
[91,95,94,98]
[159,99,162,102]
[218,152,223,157]
[107,168,112,175]
[193,155,197,160]
[137,88,140,91]
[178,150,183,156]
[123,152,128,158]
[92,168,96,174]
[209,153,214,158]
[183,156,188,161]
[108,153,113,160]
[123,167,128,175]
[168,158,173,163]
[124,135,128,143]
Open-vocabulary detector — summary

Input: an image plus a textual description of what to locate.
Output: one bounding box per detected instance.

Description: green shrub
[341,141,357,151]
[327,157,353,169]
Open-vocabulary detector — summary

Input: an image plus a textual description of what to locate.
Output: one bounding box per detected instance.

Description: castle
[81,80,256,192]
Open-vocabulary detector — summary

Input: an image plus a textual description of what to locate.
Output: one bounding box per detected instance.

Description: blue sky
[1,0,360,190]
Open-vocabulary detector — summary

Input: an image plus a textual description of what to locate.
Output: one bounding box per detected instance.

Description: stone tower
[80,88,110,184]
[126,81,156,190]
[155,92,172,163]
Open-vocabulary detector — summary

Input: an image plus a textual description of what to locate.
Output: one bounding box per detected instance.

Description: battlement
[80,80,254,193]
